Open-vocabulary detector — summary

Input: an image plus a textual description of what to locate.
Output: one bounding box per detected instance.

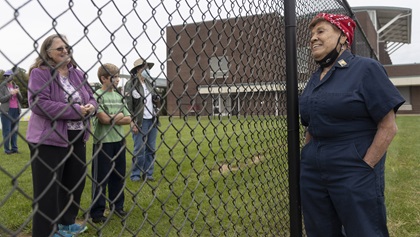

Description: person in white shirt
[124,57,162,182]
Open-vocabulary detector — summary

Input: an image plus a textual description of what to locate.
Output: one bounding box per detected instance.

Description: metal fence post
[285,0,303,236]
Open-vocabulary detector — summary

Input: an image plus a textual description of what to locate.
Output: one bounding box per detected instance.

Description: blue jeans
[131,118,158,179]
[1,108,20,153]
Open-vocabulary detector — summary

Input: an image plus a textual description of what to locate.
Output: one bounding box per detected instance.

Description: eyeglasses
[49,46,72,52]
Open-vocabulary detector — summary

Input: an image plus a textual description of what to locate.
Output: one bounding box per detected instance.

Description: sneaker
[115,209,127,217]
[58,223,87,234]
[53,230,74,237]
[131,176,141,182]
[146,176,155,182]
[92,215,107,224]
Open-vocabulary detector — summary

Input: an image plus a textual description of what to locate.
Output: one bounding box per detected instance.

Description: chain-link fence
[0,0,375,236]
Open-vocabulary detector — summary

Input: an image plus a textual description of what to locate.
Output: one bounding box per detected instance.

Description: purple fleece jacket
[26,65,97,147]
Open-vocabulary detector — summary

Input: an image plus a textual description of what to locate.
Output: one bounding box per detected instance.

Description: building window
[397,86,412,111]
[213,95,220,115]
[210,56,229,79]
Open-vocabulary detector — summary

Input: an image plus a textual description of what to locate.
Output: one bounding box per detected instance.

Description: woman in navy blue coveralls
[299,13,405,237]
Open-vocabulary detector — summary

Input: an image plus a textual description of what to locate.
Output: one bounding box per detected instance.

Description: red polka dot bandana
[313,13,356,46]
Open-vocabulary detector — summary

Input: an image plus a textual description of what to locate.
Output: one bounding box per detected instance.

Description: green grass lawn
[0,115,418,236]
[1,115,290,237]
[385,116,420,237]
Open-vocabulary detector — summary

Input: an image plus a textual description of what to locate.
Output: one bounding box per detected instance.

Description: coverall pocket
[351,141,374,170]
[300,140,312,160]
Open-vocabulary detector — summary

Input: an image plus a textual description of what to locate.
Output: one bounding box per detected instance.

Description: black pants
[90,141,126,218]
[30,130,87,237]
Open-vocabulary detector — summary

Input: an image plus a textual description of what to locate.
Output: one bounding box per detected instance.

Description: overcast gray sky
[1,0,273,84]
[0,0,418,84]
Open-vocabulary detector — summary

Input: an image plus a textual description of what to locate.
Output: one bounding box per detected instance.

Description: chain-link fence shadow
[0,0,375,236]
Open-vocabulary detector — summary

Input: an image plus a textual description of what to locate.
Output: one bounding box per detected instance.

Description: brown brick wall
[355,12,378,54]
[166,14,286,116]
[385,64,420,77]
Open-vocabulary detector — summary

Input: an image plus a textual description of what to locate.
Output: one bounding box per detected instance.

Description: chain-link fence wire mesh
[0,0,376,236]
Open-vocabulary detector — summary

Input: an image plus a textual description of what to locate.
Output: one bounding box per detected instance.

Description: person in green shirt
[90,63,131,224]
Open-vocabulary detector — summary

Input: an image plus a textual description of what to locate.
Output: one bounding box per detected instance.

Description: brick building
[165,7,418,116]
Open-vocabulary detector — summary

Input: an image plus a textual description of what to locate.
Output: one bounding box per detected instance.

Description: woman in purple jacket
[27,34,97,237]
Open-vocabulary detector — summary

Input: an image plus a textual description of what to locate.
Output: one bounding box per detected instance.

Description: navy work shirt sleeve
[360,59,405,124]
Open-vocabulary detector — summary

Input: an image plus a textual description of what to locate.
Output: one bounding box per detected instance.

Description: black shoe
[146,176,155,182]
[92,216,107,224]
[115,209,127,217]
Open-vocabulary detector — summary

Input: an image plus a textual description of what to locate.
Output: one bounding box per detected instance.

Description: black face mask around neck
[315,34,343,68]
